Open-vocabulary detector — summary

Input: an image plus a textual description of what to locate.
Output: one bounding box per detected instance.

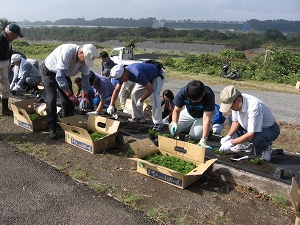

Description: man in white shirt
[219,85,280,162]
[42,43,98,139]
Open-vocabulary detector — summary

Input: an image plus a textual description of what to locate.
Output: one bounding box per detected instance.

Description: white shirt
[232,93,275,133]
[44,44,90,91]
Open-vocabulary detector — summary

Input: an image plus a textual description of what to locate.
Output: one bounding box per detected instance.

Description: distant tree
[264,29,286,42]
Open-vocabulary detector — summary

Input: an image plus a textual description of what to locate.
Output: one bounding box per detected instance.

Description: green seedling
[251,158,260,165]
[214,149,222,155]
[144,153,197,174]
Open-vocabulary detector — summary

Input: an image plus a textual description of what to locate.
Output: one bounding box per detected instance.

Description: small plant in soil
[143,153,197,174]
[251,158,260,165]
[214,149,222,155]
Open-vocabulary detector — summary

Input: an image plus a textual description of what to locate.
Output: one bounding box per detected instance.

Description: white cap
[110,65,124,80]
[82,44,98,67]
[11,54,22,64]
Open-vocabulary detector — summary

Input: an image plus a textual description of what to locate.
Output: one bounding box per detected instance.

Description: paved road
[0,139,155,225]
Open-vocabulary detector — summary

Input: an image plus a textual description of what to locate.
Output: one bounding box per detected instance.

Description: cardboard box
[11,99,48,132]
[129,136,217,189]
[123,99,152,120]
[296,81,300,90]
[58,115,120,154]
[290,177,300,225]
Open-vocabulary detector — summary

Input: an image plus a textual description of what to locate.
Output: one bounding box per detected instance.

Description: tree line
[17,17,300,33]
[18,26,300,51]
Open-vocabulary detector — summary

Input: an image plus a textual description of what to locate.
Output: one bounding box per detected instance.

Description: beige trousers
[0,60,11,99]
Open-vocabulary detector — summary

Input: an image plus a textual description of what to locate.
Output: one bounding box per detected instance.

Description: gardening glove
[162,117,169,124]
[87,111,99,116]
[66,91,79,106]
[12,85,19,92]
[220,134,232,145]
[81,92,89,108]
[219,140,234,152]
[107,105,117,115]
[137,99,143,107]
[197,138,212,149]
[169,122,177,136]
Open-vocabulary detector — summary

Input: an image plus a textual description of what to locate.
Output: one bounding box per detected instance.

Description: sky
[2,0,300,23]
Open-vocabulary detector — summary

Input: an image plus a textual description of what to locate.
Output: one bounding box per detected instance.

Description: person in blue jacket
[212,104,226,136]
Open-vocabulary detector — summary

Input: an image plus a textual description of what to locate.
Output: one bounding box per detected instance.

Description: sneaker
[128,117,145,123]
[230,144,251,152]
[152,123,163,131]
[260,146,272,162]
[49,130,57,139]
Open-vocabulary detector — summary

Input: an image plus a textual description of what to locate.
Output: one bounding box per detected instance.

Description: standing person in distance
[169,80,216,148]
[218,85,280,162]
[99,51,116,78]
[0,23,24,115]
[42,43,98,139]
[108,63,165,131]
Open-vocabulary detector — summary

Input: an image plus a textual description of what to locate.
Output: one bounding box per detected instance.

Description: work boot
[49,130,57,139]
[1,99,12,116]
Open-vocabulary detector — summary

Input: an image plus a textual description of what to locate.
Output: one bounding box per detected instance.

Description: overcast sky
[2,0,300,23]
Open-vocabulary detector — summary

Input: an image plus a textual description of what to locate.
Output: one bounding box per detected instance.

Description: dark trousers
[42,64,74,132]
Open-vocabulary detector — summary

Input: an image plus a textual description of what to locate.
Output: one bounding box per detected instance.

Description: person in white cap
[0,23,24,116]
[108,63,165,131]
[10,54,42,93]
[219,85,280,162]
[42,43,98,139]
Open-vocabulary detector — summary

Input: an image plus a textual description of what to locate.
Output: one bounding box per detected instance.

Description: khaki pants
[0,60,11,99]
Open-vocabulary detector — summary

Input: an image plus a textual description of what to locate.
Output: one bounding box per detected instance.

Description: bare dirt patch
[0,110,296,225]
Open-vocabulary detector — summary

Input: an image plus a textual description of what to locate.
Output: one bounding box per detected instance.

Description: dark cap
[7,24,24,38]
[89,71,96,86]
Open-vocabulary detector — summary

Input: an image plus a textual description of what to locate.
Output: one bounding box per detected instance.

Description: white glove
[169,122,177,136]
[220,135,232,145]
[12,85,19,92]
[10,82,15,90]
[107,105,116,115]
[162,118,169,124]
[197,138,212,149]
[87,111,99,116]
[137,99,143,107]
[219,140,234,152]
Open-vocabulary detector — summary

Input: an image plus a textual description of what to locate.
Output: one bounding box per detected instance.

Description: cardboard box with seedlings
[290,177,300,225]
[129,136,217,189]
[123,99,152,120]
[11,99,48,132]
[58,115,120,154]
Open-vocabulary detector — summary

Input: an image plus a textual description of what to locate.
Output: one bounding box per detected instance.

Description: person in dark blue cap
[0,23,24,116]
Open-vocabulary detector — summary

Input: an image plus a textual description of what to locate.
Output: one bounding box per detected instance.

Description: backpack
[145,59,165,71]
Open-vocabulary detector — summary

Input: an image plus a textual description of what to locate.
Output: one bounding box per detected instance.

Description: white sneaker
[230,143,252,153]
[260,146,272,162]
